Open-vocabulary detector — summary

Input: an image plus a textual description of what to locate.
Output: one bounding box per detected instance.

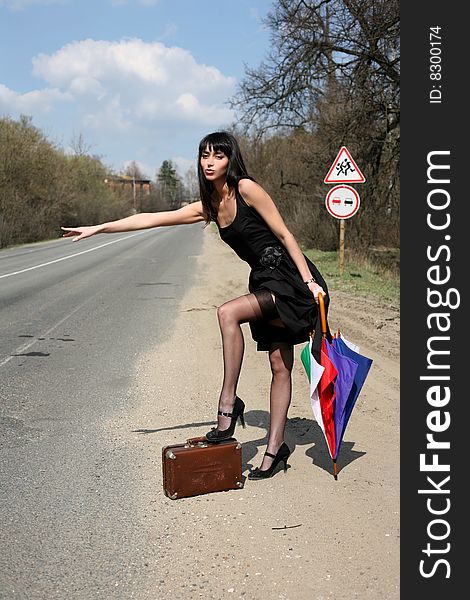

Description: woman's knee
[269,348,293,376]
[217,302,236,326]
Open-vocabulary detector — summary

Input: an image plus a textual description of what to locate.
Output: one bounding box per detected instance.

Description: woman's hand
[61,225,102,242]
[307,280,326,303]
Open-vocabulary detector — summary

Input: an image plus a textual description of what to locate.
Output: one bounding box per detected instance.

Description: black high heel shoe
[205,396,246,443]
[248,442,291,480]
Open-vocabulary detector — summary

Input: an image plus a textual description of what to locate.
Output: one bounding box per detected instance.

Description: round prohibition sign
[325,185,360,219]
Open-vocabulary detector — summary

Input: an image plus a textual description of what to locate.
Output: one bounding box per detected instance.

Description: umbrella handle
[318,292,328,338]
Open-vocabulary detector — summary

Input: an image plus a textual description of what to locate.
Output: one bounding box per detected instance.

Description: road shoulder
[116,226,400,600]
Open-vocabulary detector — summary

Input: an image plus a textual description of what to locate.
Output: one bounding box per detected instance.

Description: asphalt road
[0,224,204,599]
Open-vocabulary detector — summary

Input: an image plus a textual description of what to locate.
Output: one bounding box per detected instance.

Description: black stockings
[262,342,294,469]
[216,293,294,469]
[216,293,263,426]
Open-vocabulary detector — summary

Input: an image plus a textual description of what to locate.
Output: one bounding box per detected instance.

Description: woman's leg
[259,342,294,470]
[215,294,264,429]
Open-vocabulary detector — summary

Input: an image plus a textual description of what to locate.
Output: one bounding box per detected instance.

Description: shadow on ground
[134,410,365,477]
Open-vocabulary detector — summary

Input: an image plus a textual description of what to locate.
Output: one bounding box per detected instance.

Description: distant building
[104,175,151,196]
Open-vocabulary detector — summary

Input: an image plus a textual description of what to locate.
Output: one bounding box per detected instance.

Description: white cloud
[109,0,159,6]
[31,38,235,130]
[174,93,231,125]
[1,37,235,171]
[157,22,178,41]
[0,0,63,10]
[172,155,196,177]
[0,83,71,113]
[121,159,154,179]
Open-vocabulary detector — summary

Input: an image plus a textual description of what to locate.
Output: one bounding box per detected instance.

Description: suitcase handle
[186,436,208,447]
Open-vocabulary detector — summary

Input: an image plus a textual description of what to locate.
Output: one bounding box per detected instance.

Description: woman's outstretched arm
[61,201,205,242]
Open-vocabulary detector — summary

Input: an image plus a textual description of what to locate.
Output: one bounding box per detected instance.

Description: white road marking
[0,230,153,368]
[0,231,147,280]
[0,293,98,368]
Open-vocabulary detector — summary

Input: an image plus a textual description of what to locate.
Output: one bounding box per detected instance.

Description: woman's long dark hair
[197,131,253,224]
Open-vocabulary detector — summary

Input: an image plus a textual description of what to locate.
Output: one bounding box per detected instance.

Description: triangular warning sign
[324,146,366,184]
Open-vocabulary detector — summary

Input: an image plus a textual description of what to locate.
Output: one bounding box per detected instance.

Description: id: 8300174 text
[429,26,442,104]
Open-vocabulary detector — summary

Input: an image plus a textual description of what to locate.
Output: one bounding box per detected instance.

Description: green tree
[0,115,134,248]
[156,160,182,210]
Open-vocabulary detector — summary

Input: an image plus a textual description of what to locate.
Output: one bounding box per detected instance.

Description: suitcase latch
[184,441,208,448]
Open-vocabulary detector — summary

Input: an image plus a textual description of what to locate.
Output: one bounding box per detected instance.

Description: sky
[0,0,274,179]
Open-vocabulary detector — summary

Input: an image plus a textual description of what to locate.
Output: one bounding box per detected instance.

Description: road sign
[325,185,360,219]
[324,146,366,184]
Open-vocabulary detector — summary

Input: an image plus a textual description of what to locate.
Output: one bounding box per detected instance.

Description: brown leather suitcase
[162,436,244,500]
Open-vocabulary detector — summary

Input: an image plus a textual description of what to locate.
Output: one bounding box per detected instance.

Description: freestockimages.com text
[418,150,459,579]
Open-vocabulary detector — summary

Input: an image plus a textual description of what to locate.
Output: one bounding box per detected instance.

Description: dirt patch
[126,226,399,600]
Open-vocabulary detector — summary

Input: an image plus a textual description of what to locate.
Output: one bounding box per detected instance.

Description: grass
[209,225,399,306]
[303,247,400,307]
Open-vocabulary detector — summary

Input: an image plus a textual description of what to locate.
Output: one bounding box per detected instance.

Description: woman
[62,131,329,479]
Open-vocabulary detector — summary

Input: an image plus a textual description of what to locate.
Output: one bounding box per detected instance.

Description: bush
[0,116,134,248]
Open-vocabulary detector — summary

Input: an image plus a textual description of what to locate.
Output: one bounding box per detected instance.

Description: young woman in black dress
[62,131,328,479]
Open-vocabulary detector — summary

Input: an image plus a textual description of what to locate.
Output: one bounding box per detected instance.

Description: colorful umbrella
[301,314,339,473]
[325,340,358,461]
[302,293,373,478]
[318,340,338,466]
[332,335,373,458]
[301,337,327,443]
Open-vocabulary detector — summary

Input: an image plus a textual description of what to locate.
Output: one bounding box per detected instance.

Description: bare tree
[124,160,146,180]
[183,165,199,202]
[233,0,399,134]
[230,0,400,250]
[70,132,92,157]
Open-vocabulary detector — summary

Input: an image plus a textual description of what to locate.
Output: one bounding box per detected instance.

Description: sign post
[325,184,361,275]
[339,221,345,275]
[323,147,365,275]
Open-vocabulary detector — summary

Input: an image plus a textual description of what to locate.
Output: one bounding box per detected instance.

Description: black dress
[215,183,330,358]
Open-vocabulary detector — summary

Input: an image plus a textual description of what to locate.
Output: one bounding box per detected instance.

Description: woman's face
[200,146,229,182]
